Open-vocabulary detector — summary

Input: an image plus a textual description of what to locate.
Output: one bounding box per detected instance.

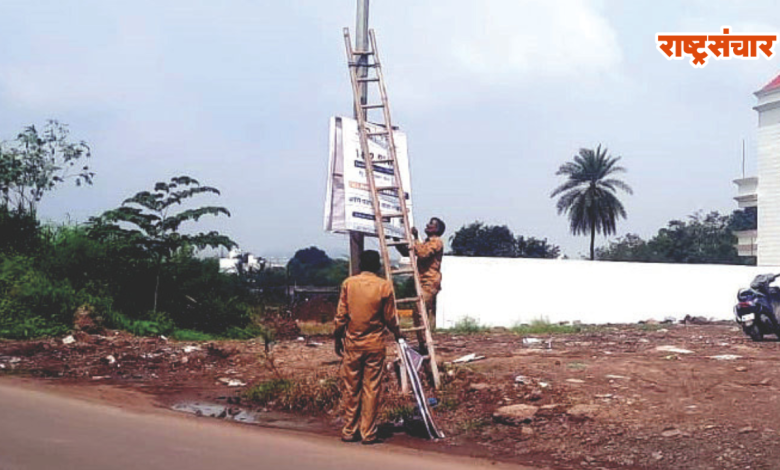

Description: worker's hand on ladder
[411,227,419,239]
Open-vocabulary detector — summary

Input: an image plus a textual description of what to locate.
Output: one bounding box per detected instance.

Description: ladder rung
[361,104,384,109]
[382,212,406,219]
[386,240,409,247]
[392,267,415,275]
[373,158,394,164]
[367,131,389,137]
[353,50,374,55]
[349,62,379,68]
[357,77,379,83]
[396,296,420,304]
[375,185,399,192]
[401,326,426,332]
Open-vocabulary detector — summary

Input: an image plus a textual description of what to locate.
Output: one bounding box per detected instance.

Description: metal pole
[349,0,369,275]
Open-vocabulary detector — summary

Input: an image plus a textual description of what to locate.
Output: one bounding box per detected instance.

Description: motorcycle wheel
[745,324,763,342]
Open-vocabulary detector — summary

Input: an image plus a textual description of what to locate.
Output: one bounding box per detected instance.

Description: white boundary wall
[437,256,779,327]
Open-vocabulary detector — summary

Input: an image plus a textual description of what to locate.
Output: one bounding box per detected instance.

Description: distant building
[219,248,265,274]
[734,73,780,265]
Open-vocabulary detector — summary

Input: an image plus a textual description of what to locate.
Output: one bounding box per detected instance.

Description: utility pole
[349,0,370,275]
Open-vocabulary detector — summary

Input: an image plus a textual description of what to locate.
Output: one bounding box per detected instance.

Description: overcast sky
[1,0,779,259]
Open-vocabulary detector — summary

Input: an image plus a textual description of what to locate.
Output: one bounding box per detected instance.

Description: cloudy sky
[1,0,779,259]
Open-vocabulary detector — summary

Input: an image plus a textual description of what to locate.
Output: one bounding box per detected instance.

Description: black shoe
[341,435,360,443]
[361,438,383,445]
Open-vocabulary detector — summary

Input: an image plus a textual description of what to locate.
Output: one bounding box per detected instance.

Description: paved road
[0,382,529,470]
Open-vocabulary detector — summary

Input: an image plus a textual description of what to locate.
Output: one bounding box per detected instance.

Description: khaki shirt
[335,272,400,351]
[413,235,443,289]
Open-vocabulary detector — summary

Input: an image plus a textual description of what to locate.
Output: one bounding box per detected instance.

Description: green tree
[0,121,93,213]
[551,145,633,260]
[89,176,236,311]
[596,211,753,265]
[286,247,348,286]
[450,221,561,258]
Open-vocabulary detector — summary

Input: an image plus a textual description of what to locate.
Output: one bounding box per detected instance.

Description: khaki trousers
[340,348,385,441]
[421,285,439,330]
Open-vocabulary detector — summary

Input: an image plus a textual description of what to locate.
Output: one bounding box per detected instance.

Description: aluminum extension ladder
[342,28,441,390]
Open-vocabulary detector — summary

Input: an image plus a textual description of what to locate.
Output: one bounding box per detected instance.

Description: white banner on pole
[324,116,414,238]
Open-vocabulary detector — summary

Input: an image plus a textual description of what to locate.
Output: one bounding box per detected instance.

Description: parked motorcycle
[735,273,780,341]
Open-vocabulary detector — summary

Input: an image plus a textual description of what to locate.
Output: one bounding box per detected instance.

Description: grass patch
[244,377,340,413]
[171,329,215,341]
[566,361,587,370]
[511,319,582,335]
[637,323,663,332]
[457,417,490,434]
[446,316,489,335]
[298,321,334,336]
[381,404,415,422]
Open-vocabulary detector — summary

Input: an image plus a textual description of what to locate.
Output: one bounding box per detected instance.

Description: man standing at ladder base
[335,250,403,445]
[411,217,446,330]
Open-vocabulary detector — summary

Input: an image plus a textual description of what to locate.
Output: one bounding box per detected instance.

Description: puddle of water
[172,402,260,424]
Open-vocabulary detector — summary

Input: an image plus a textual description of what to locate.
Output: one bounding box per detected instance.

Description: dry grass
[298,322,334,336]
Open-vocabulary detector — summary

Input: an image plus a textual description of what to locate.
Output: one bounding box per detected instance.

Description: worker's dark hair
[431,217,446,236]
[359,250,382,273]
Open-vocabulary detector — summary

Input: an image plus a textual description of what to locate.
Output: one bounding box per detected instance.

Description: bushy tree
[89,176,236,311]
[597,211,752,265]
[551,145,632,260]
[0,121,93,213]
[286,247,348,286]
[450,222,560,259]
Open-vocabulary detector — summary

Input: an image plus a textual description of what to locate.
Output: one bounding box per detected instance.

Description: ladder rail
[368,30,441,388]
[342,27,440,390]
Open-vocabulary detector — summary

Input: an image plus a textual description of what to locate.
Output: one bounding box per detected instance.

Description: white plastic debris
[452,353,485,364]
[538,381,550,389]
[218,378,246,387]
[160,335,168,341]
[515,375,528,384]
[605,374,630,380]
[297,336,305,341]
[183,345,201,354]
[566,378,585,384]
[522,338,542,345]
[8,357,21,364]
[655,345,694,354]
[62,335,76,345]
[306,341,323,347]
[106,355,116,365]
[709,354,742,361]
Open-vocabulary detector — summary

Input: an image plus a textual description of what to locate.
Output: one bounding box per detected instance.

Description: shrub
[510,319,582,335]
[448,316,488,334]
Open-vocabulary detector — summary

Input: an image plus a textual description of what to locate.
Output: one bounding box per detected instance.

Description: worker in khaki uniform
[334,250,403,445]
[409,217,446,330]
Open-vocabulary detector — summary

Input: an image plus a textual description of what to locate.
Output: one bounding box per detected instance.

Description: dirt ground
[3,322,780,469]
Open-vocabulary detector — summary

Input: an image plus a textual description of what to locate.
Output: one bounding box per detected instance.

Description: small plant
[244,379,293,405]
[566,361,587,370]
[511,318,582,335]
[448,316,488,334]
[382,404,415,422]
[637,323,662,332]
[457,417,489,434]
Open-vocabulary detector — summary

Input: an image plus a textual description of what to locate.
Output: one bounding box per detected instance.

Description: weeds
[171,329,215,341]
[244,376,340,413]
[457,417,490,434]
[447,316,488,334]
[511,319,582,335]
[382,404,415,422]
[298,321,334,336]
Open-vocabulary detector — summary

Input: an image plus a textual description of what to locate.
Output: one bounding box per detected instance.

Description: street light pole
[349,0,370,276]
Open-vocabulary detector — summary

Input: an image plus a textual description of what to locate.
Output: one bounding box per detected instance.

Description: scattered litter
[306,341,323,347]
[92,376,110,380]
[522,338,542,345]
[0,364,4,369]
[736,366,748,372]
[661,428,681,438]
[218,378,246,387]
[183,345,201,354]
[605,374,629,380]
[297,337,305,341]
[452,353,485,364]
[656,345,694,354]
[8,357,21,364]
[538,381,550,389]
[595,394,613,399]
[739,426,755,434]
[566,378,585,384]
[160,335,168,341]
[62,335,76,345]
[709,354,741,361]
[105,355,116,365]
[514,375,528,384]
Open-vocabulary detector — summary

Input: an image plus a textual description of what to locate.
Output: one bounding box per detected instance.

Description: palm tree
[551,145,633,260]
